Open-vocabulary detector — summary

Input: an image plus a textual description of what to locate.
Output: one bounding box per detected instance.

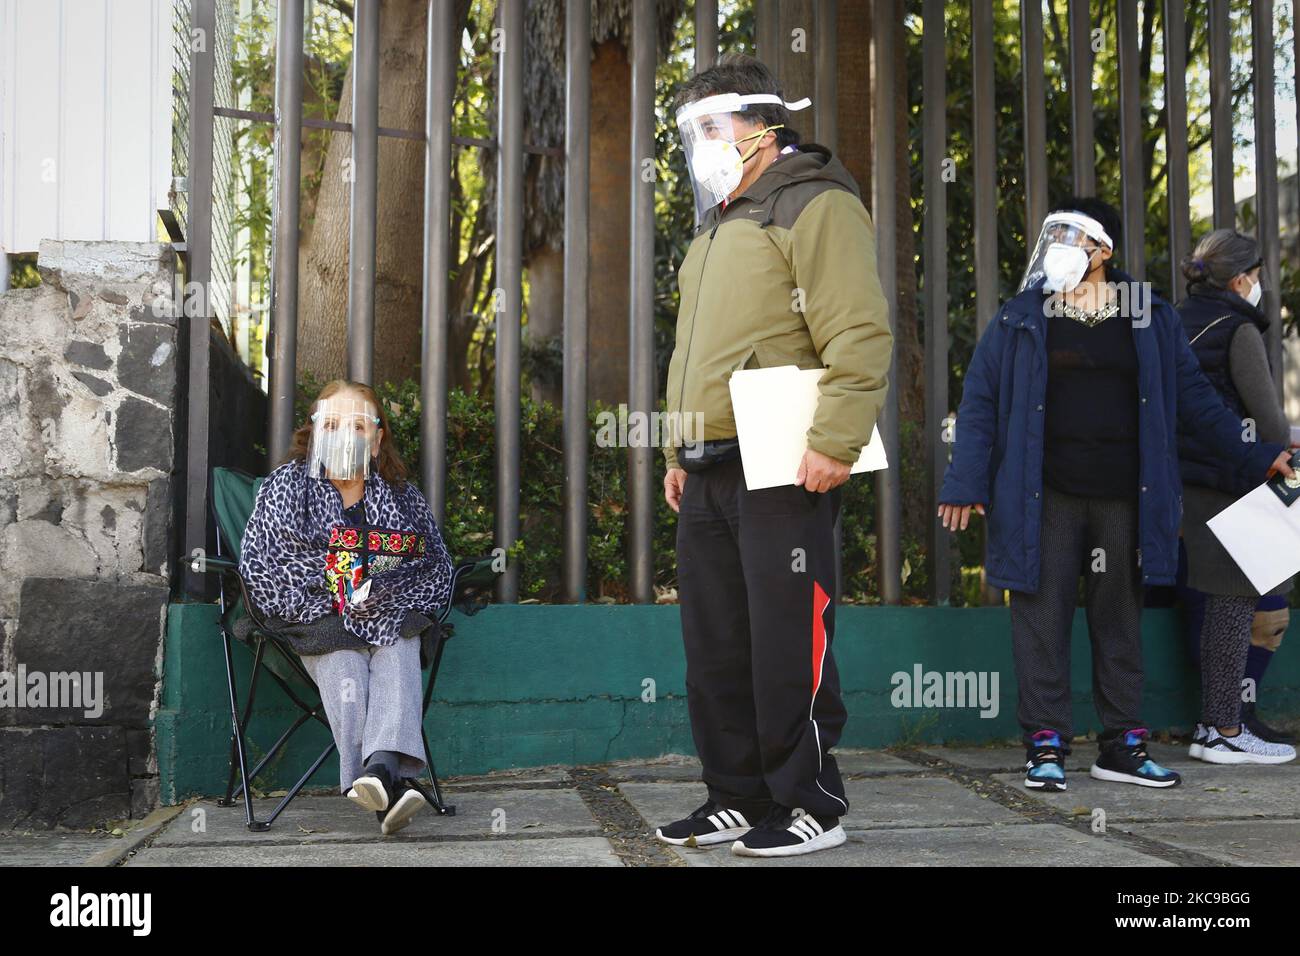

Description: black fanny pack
[677,437,741,473]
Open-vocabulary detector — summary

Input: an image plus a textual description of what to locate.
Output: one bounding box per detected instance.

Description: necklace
[1059,297,1120,327]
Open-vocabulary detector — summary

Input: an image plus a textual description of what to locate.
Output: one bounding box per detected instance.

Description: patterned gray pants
[1009,485,1144,747]
[300,634,427,793]
[1199,594,1257,728]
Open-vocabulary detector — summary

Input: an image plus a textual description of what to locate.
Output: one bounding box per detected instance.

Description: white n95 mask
[1041,243,1091,292]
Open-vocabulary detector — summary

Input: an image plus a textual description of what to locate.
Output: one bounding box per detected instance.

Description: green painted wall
[157,602,1300,803]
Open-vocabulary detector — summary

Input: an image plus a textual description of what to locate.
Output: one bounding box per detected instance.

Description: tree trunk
[586,39,632,406]
[890,13,925,544]
[527,243,564,406]
[296,0,472,389]
[836,1,872,209]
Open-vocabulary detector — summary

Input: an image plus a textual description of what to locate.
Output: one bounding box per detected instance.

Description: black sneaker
[655,799,761,847]
[1023,730,1067,791]
[347,764,394,812]
[379,779,428,836]
[1089,728,1181,788]
[731,804,846,858]
[1241,703,1296,745]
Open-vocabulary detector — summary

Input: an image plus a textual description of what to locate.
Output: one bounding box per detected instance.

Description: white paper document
[1206,482,1300,594]
[726,364,889,491]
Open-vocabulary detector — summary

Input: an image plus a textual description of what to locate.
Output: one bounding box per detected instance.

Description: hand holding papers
[727,364,888,491]
[1207,453,1300,594]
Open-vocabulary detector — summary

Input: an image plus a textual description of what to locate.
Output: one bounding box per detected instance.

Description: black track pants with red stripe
[675,456,850,819]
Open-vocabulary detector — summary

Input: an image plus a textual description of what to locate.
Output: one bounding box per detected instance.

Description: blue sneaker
[1090,728,1181,788]
[1024,730,1067,792]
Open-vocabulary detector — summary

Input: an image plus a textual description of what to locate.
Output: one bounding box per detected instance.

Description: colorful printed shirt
[238,458,454,646]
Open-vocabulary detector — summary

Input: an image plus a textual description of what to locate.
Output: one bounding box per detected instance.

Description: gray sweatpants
[1009,485,1145,747]
[300,634,427,793]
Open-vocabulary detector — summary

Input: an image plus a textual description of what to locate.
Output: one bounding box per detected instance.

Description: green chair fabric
[211,467,264,562]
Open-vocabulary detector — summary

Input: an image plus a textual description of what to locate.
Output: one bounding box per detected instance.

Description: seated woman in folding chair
[238,379,453,835]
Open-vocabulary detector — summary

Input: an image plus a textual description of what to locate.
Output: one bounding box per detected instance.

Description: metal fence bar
[421,0,455,523]
[816,0,838,152]
[495,0,524,603]
[1021,0,1048,243]
[872,0,901,606]
[1163,0,1192,304]
[182,0,217,598]
[972,0,997,339]
[562,0,591,603]
[268,0,304,468]
[1251,0,1283,396]
[695,0,717,73]
[347,0,379,384]
[971,0,1000,606]
[816,0,840,600]
[1117,0,1144,277]
[629,0,656,605]
[1208,0,1234,229]
[1068,0,1094,196]
[923,0,949,605]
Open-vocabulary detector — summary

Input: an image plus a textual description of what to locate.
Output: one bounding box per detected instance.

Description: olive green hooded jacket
[662,143,893,470]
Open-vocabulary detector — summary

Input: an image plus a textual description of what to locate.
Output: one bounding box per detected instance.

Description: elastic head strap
[676,92,813,124]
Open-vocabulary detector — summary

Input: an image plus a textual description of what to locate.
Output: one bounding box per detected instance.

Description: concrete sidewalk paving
[3,742,1298,866]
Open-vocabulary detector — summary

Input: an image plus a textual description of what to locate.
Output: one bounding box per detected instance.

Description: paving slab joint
[888,748,1232,868]
[569,766,686,867]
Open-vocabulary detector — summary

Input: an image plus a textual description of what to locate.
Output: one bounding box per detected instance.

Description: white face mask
[1041,243,1092,292]
[689,139,745,201]
[1244,277,1263,307]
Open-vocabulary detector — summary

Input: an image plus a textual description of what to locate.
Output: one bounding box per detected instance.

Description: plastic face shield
[674,92,812,226]
[305,395,380,481]
[1019,211,1115,293]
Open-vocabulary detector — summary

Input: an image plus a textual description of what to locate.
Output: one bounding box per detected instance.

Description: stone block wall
[0,240,178,828]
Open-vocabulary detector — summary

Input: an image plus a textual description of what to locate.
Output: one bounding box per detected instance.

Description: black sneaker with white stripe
[379,779,429,835]
[655,799,758,847]
[731,805,846,857]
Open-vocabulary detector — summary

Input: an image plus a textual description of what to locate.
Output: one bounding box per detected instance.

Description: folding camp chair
[187,466,496,832]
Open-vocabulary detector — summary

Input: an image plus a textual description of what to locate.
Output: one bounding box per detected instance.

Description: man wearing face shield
[657,55,892,858]
[938,197,1294,795]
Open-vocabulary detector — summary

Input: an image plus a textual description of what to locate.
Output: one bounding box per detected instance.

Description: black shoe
[1089,728,1180,788]
[380,778,428,836]
[655,799,764,847]
[1023,730,1067,791]
[731,804,846,857]
[347,764,394,812]
[1241,703,1296,745]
